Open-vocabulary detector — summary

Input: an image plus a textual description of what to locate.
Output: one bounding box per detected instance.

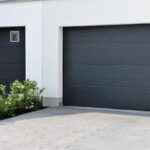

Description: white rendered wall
[42,0,150,102]
[0,1,43,87]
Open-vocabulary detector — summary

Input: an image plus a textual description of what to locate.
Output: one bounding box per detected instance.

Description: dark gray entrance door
[63,25,150,110]
[0,27,25,89]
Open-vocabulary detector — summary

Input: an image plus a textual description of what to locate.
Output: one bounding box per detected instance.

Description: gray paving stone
[0,107,150,150]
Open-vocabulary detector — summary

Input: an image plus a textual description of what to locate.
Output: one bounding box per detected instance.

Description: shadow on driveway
[1,106,150,124]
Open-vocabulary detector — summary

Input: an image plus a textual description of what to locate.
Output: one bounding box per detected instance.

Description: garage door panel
[64,85,150,110]
[63,25,150,110]
[64,65,150,88]
[0,64,25,79]
[0,27,25,88]
[0,78,24,86]
[64,26,150,44]
[0,47,25,63]
[0,42,25,47]
[0,28,25,43]
[64,43,150,65]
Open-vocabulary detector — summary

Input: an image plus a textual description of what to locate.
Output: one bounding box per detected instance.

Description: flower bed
[0,79,44,120]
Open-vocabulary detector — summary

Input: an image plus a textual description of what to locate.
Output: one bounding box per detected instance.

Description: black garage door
[0,27,25,89]
[63,25,150,111]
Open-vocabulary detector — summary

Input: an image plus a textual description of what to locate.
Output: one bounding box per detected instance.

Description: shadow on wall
[1,106,150,123]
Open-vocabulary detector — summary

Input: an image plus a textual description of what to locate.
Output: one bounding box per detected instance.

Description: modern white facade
[0,1,43,87]
[1,0,150,107]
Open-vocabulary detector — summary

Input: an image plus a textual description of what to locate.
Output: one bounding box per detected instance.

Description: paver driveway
[0,107,150,150]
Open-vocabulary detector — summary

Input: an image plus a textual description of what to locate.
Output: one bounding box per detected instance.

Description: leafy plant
[0,79,44,119]
[0,85,14,119]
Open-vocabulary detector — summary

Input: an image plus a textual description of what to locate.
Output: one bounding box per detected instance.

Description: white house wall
[42,0,150,106]
[0,1,43,87]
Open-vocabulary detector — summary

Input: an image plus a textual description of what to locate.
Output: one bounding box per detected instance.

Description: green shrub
[0,85,15,119]
[0,79,44,119]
